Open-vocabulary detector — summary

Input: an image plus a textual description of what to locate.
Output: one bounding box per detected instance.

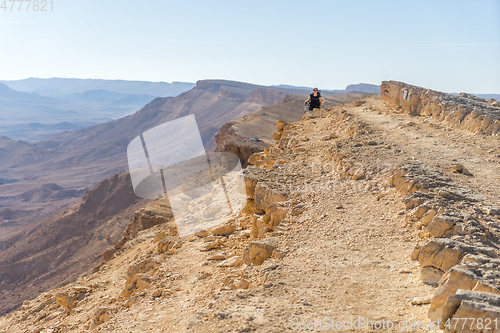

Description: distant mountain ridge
[61,89,157,108]
[0,79,196,142]
[273,83,380,94]
[345,83,381,94]
[0,78,195,98]
[0,82,62,104]
[470,94,500,101]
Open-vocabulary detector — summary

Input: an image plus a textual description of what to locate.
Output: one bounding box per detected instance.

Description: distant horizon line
[0,77,194,84]
[0,76,377,92]
[1,77,499,95]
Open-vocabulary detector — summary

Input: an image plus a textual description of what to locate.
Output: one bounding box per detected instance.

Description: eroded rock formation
[381,80,500,135]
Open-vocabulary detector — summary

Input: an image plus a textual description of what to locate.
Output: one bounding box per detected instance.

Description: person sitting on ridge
[305,87,322,112]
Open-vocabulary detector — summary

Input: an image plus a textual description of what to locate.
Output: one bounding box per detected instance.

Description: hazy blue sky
[1,0,499,93]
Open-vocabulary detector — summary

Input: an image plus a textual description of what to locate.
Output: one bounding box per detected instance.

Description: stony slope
[0,80,289,310]
[1,82,499,332]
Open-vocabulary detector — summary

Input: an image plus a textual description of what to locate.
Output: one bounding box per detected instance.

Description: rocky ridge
[1,81,499,332]
[381,80,500,136]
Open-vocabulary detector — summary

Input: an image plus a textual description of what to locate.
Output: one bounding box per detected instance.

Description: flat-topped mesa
[380,81,500,136]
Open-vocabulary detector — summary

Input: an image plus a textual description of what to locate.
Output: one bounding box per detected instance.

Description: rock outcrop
[388,160,500,326]
[377,82,500,328]
[381,80,500,135]
[114,200,176,250]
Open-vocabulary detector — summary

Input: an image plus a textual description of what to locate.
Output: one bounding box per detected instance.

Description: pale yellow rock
[412,205,430,219]
[417,239,464,271]
[151,288,163,298]
[427,214,455,237]
[420,266,444,285]
[243,240,276,266]
[439,290,500,331]
[120,284,136,298]
[276,120,286,133]
[235,279,251,289]
[195,229,211,237]
[208,253,227,260]
[410,295,433,305]
[55,293,78,313]
[240,229,252,238]
[352,170,365,181]
[125,259,160,285]
[94,308,111,324]
[199,239,224,251]
[157,237,177,254]
[72,286,92,294]
[271,249,285,260]
[428,267,478,322]
[420,209,437,226]
[136,277,151,290]
[165,247,177,255]
[217,256,242,267]
[211,224,236,236]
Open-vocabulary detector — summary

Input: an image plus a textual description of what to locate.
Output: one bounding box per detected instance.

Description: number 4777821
[1,0,53,11]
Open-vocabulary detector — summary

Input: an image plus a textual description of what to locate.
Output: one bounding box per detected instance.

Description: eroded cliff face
[1,83,499,332]
[381,80,500,135]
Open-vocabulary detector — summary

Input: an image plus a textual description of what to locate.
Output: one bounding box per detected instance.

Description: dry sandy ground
[1,95,498,332]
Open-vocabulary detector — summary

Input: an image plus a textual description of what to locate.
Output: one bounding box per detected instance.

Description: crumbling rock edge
[381,80,500,136]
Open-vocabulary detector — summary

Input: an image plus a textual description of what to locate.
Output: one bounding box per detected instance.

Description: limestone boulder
[420,266,444,286]
[440,290,500,332]
[242,239,277,266]
[199,239,224,251]
[428,255,500,323]
[211,223,237,236]
[427,214,458,238]
[416,239,465,271]
[94,307,112,325]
